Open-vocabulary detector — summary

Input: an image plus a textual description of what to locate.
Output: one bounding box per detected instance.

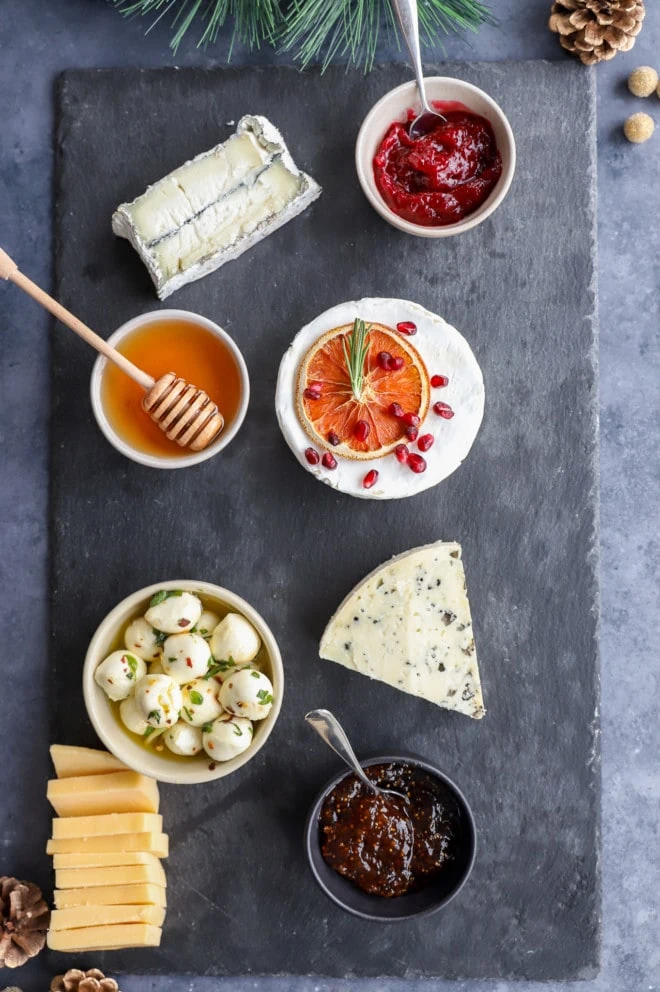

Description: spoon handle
[391,0,431,114]
[305,709,377,794]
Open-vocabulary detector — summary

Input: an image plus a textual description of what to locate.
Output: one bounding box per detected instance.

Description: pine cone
[50,968,120,992]
[0,877,49,969]
[549,0,645,64]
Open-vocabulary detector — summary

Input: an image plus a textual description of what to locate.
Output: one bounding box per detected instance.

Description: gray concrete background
[0,1,657,991]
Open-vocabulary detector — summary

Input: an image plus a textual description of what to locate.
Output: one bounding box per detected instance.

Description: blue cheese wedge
[319,541,484,718]
[112,115,321,299]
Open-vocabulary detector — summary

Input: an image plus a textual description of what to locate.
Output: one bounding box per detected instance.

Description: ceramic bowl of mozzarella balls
[83,580,283,784]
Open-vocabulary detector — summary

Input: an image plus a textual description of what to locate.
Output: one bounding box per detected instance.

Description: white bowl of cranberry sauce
[355,77,516,238]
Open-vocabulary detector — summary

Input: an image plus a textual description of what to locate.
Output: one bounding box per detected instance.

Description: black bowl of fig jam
[305,755,476,921]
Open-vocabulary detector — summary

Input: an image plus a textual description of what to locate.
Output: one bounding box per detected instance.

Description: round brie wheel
[275,298,485,500]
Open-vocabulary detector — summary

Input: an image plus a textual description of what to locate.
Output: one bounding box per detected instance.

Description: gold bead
[623,112,655,144]
[628,66,659,98]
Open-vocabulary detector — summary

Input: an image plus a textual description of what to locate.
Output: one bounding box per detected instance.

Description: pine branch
[113,0,283,54]
[111,0,493,65]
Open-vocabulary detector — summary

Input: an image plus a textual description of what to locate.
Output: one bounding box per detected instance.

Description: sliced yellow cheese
[50,903,166,931]
[47,771,160,817]
[47,831,168,857]
[53,851,162,870]
[52,812,163,839]
[47,922,162,951]
[54,883,167,909]
[56,862,166,890]
[51,744,129,778]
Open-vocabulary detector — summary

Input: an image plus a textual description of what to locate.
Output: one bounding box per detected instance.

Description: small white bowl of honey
[90,310,249,469]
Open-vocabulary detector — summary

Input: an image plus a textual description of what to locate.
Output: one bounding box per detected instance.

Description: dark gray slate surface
[49,63,598,982]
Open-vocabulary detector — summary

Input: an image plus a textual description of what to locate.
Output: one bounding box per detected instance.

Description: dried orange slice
[296,322,430,460]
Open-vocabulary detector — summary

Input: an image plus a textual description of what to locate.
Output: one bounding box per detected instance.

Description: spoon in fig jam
[305,709,410,807]
[391,0,446,140]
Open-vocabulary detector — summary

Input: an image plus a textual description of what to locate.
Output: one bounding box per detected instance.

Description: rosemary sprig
[343,318,371,401]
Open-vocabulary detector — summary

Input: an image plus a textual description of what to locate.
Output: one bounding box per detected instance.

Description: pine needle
[343,318,372,400]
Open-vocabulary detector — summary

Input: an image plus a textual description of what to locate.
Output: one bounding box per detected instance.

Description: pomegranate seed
[405,426,419,442]
[418,433,434,452]
[327,431,340,446]
[390,356,405,371]
[304,387,321,400]
[397,321,417,336]
[322,452,337,470]
[408,453,427,473]
[377,351,393,371]
[389,402,404,419]
[395,444,409,464]
[363,469,379,490]
[304,448,319,465]
[354,420,370,442]
[433,401,455,419]
[402,412,420,427]
[431,374,449,388]
[309,380,323,392]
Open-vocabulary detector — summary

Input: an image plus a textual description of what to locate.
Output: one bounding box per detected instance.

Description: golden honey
[101,318,243,458]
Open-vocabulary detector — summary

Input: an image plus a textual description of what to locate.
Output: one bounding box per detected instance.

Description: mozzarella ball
[161,632,212,684]
[180,678,224,726]
[203,715,253,762]
[134,673,182,728]
[95,650,146,702]
[120,693,150,735]
[195,610,220,639]
[124,617,162,662]
[144,591,202,634]
[210,613,261,665]
[219,668,274,721]
[164,721,203,756]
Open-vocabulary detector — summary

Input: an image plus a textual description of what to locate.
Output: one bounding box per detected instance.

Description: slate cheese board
[48,63,600,981]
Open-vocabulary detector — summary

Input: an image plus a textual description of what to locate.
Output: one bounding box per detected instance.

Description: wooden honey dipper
[0,247,224,452]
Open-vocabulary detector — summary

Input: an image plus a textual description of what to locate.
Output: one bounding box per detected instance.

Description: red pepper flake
[208,762,217,770]
[186,657,193,668]
[178,618,190,627]
[207,741,214,750]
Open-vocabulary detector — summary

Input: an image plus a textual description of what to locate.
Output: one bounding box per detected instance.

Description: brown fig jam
[319,761,462,898]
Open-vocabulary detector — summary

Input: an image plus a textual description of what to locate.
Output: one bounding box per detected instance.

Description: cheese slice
[47,922,162,951]
[54,883,167,909]
[52,812,163,839]
[50,744,128,778]
[56,862,166,890]
[53,851,162,870]
[50,903,166,931]
[112,115,321,300]
[47,770,159,817]
[48,831,168,856]
[320,541,485,718]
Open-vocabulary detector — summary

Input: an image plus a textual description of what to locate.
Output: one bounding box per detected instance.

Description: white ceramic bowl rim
[82,579,284,785]
[355,76,517,238]
[90,309,250,469]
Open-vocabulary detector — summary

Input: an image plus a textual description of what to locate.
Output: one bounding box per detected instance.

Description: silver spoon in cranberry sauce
[391,0,447,140]
[305,709,410,807]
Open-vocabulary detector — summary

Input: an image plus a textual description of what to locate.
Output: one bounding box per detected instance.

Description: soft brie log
[112,115,322,299]
[320,542,485,719]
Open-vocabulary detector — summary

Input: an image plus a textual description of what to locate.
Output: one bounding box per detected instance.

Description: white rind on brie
[319,541,485,719]
[112,115,321,299]
[275,298,485,500]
